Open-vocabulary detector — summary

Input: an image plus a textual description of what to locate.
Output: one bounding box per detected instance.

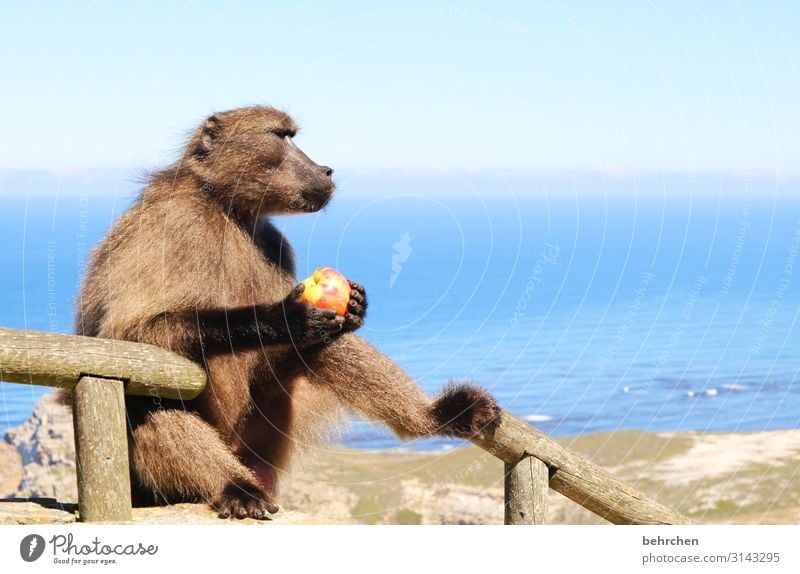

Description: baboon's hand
[281,284,345,344]
[342,280,368,333]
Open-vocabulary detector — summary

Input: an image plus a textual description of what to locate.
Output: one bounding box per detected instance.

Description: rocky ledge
[0,499,344,525]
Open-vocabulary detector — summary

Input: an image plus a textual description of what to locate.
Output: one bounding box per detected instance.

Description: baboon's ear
[195,115,222,160]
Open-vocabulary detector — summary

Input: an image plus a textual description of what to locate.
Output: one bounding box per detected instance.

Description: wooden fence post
[504,456,549,524]
[474,411,692,525]
[72,376,132,522]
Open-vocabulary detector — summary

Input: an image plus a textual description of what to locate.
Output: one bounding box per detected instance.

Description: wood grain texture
[0,327,206,399]
[474,410,691,525]
[72,376,132,522]
[504,456,549,524]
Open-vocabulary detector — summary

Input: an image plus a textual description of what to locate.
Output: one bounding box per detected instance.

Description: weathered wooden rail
[472,412,691,524]
[0,326,690,524]
[0,327,206,522]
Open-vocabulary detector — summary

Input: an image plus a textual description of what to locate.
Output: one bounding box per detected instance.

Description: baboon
[69,106,500,519]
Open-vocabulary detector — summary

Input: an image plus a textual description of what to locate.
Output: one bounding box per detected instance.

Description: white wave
[720,383,748,391]
[705,388,718,397]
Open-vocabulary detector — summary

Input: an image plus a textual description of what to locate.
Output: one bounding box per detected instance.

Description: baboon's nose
[321,166,333,178]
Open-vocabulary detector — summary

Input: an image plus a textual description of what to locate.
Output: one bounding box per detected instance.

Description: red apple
[299,267,351,317]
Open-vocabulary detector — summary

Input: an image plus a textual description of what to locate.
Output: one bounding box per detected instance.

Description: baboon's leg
[234,386,295,498]
[303,334,500,439]
[127,402,279,519]
[237,365,346,494]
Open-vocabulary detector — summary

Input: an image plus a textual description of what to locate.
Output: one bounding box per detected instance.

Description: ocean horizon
[2,171,799,450]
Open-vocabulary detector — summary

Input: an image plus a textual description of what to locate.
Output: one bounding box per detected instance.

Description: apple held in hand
[300,267,352,317]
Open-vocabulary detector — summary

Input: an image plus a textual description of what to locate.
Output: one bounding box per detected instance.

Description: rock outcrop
[3,393,77,501]
[0,441,23,498]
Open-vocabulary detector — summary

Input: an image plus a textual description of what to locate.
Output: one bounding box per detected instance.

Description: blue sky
[1,1,798,176]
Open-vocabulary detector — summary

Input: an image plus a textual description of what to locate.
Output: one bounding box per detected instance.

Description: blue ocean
[2,171,799,450]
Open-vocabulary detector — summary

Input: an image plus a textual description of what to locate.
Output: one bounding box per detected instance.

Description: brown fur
[66,106,499,519]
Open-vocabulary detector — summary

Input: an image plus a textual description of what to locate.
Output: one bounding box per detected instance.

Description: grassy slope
[280,430,800,524]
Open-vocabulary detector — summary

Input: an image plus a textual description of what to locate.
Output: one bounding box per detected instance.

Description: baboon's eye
[274,130,294,139]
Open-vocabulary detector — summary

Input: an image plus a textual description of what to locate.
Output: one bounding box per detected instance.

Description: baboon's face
[187,106,334,215]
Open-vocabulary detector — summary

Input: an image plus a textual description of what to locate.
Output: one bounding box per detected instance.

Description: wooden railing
[473,412,690,524]
[0,327,206,522]
[0,327,690,524]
